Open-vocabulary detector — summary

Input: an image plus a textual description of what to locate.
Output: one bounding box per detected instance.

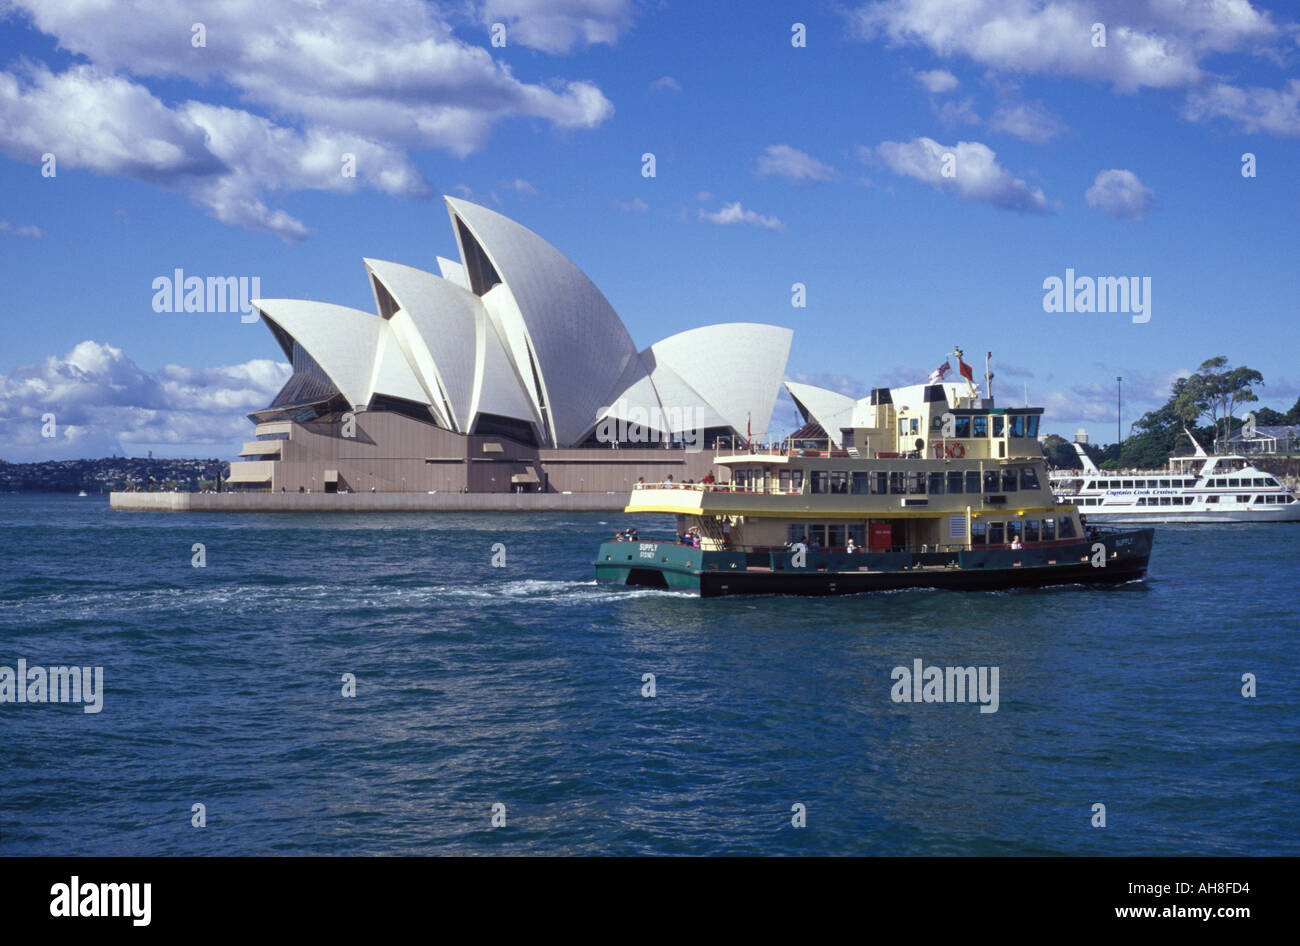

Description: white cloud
[698,201,787,232]
[935,96,981,126]
[914,68,959,93]
[502,178,538,195]
[0,0,617,238]
[1184,79,1300,136]
[989,101,1066,142]
[0,341,291,461]
[849,0,1277,92]
[650,75,682,93]
[873,137,1054,213]
[476,0,636,54]
[0,220,45,237]
[755,144,838,182]
[1085,169,1155,220]
[611,197,649,213]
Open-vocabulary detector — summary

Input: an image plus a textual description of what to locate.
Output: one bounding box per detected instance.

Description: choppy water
[1,494,1296,855]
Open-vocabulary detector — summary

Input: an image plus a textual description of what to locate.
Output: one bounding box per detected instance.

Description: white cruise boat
[1050,431,1300,523]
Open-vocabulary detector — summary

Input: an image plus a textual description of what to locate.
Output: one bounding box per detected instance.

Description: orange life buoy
[932,442,945,459]
[946,442,965,459]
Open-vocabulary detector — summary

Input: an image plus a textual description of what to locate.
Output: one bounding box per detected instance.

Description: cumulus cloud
[0,0,617,239]
[501,178,538,195]
[755,144,838,183]
[698,201,786,232]
[989,101,1067,142]
[0,220,45,237]
[848,0,1277,93]
[0,341,291,461]
[611,197,649,213]
[1085,169,1155,219]
[935,96,981,126]
[1184,79,1300,136]
[914,68,959,93]
[650,75,682,93]
[872,137,1054,213]
[476,0,636,54]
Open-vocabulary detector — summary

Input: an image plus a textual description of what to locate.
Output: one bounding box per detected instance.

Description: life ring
[932,442,945,459]
[946,442,965,459]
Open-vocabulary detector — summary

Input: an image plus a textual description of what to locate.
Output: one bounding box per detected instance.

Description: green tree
[1174,357,1263,452]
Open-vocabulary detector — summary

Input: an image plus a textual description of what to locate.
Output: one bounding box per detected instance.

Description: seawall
[110,492,630,513]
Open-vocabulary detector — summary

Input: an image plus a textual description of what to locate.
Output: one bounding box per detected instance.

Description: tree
[1174,357,1263,452]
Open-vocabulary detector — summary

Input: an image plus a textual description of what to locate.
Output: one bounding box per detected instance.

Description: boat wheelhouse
[1050,432,1300,524]
[595,361,1154,596]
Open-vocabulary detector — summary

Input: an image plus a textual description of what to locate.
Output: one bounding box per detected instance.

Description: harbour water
[1,494,1296,855]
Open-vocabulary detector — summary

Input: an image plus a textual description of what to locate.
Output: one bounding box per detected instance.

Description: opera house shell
[228,197,792,493]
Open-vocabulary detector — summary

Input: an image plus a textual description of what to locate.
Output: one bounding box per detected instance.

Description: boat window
[1042,518,1056,541]
[910,418,919,435]
[1160,497,1172,506]
[1001,469,1018,492]
[1006,520,1022,542]
[1084,481,1094,490]
[1121,480,1133,489]
[983,470,1000,493]
[954,416,971,438]
[1059,517,1076,538]
[1025,519,1039,542]
[1020,468,1040,490]
[1266,477,1279,487]
[791,470,804,490]
[787,524,806,544]
[948,471,964,494]
[851,472,871,494]
[1255,477,1269,487]
[1137,479,1149,488]
[1159,479,1170,488]
[1136,497,1146,506]
[966,471,981,493]
[831,471,848,493]
[828,524,846,547]
[848,524,866,546]
[779,469,791,492]
[988,522,1005,545]
[909,473,926,494]
[1171,497,1184,505]
[810,471,828,494]
[1026,416,1039,437]
[810,524,826,547]
[1266,495,1276,503]
[1229,478,1241,487]
[871,472,888,494]
[971,521,987,545]
[1206,495,1218,504]
[993,416,1005,436]
[1009,415,1026,437]
[889,472,906,494]
[973,416,988,437]
[734,469,748,489]
[929,472,946,494]
[1237,495,1250,503]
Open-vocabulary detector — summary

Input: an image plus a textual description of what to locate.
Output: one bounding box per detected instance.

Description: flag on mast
[928,361,951,384]
[957,353,974,383]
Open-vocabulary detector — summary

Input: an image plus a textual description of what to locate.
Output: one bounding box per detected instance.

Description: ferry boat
[1049,431,1300,524]
[593,360,1154,597]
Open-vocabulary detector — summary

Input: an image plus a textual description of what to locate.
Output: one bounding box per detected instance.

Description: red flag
[957,355,974,383]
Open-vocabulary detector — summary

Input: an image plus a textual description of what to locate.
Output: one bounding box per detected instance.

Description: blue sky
[2,0,1298,460]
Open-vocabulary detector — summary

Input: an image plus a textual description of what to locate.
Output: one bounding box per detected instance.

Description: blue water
[0,494,1296,855]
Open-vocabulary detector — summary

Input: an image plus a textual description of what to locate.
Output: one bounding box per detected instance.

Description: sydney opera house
[227,197,792,493]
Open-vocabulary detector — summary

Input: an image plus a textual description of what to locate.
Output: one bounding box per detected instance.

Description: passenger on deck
[846,538,856,553]
[1010,536,1023,549]
[663,475,675,488]
[702,471,715,485]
